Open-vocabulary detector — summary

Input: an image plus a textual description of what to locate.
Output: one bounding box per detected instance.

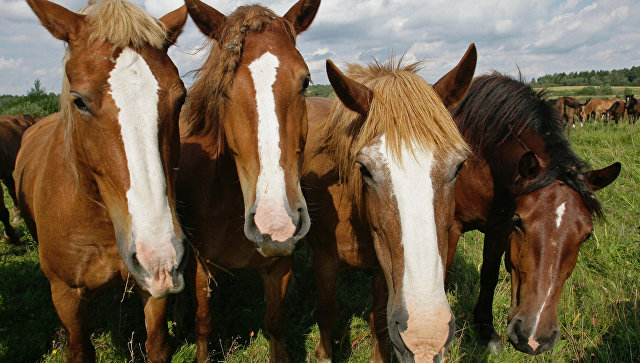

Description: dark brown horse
[16,1,188,361]
[605,100,626,124]
[176,0,319,361]
[625,94,639,124]
[446,73,621,355]
[304,45,476,363]
[0,114,40,243]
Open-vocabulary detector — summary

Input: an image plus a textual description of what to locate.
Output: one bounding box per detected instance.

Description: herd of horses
[0,0,623,362]
[549,94,640,128]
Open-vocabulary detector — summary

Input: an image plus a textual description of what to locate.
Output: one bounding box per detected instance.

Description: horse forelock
[322,59,469,212]
[181,5,296,156]
[452,72,603,218]
[59,0,170,185]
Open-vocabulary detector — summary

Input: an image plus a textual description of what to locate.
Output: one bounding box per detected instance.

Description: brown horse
[550,96,584,128]
[303,45,476,363]
[0,114,40,243]
[581,98,617,123]
[446,73,621,355]
[15,1,188,361]
[176,0,319,361]
[625,94,639,124]
[605,100,626,124]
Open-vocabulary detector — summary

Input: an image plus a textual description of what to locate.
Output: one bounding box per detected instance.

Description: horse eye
[73,97,89,113]
[302,75,311,91]
[453,160,466,179]
[359,163,373,181]
[512,214,524,231]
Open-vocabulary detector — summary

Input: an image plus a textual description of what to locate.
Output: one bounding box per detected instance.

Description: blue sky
[1,0,639,95]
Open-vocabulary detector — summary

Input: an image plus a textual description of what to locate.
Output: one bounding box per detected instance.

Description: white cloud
[0,57,23,71]
[0,0,639,94]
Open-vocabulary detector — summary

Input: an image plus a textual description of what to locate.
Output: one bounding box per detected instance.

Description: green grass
[0,123,637,362]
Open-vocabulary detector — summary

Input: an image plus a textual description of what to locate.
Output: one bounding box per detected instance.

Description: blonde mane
[181,5,296,155]
[59,0,168,180]
[322,59,470,209]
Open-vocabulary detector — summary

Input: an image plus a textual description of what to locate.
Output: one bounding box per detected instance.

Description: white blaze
[555,202,566,228]
[249,52,286,207]
[380,137,445,304]
[108,48,176,263]
[248,51,295,241]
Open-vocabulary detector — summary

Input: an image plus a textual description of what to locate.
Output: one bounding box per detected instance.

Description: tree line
[530,66,640,87]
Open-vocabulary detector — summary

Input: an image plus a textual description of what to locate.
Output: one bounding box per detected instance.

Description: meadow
[0,90,637,362]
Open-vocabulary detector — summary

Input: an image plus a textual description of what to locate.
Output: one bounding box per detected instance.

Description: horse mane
[322,59,469,210]
[451,72,603,217]
[59,0,169,182]
[181,5,296,156]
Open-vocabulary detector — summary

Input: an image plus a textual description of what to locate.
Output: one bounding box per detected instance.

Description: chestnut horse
[0,114,40,243]
[581,98,617,124]
[446,73,621,355]
[550,96,584,128]
[16,1,188,361]
[304,44,476,363]
[177,0,319,361]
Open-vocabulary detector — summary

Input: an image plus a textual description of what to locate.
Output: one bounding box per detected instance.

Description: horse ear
[158,5,188,48]
[584,162,621,191]
[326,59,372,116]
[27,0,84,42]
[518,151,540,180]
[283,0,321,35]
[433,43,477,108]
[185,0,226,41]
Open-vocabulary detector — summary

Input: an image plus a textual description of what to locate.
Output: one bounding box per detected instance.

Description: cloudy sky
[1,0,639,95]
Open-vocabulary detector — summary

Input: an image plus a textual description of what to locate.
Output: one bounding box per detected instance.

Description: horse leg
[193,257,213,363]
[445,220,463,286]
[369,269,389,363]
[0,183,18,244]
[473,230,508,353]
[3,176,21,225]
[139,290,172,363]
[261,257,293,363]
[50,279,94,362]
[313,249,339,363]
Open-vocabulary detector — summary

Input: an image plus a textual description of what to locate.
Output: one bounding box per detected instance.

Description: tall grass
[0,115,637,362]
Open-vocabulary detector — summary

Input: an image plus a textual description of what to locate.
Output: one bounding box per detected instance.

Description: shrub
[576,86,597,95]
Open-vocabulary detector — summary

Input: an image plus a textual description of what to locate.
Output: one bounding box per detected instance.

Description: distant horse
[0,114,40,243]
[447,73,621,355]
[304,45,476,362]
[15,1,188,361]
[581,98,617,124]
[176,0,319,361]
[550,96,584,128]
[605,100,626,124]
[625,94,639,124]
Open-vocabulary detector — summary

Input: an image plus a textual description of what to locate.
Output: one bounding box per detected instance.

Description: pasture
[0,104,636,362]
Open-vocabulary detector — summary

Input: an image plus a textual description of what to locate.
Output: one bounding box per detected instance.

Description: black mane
[451,72,603,217]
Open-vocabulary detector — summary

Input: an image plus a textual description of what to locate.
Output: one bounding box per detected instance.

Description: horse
[303,44,477,362]
[581,98,617,124]
[0,114,40,243]
[550,96,584,128]
[15,1,188,361]
[605,100,626,124]
[176,0,319,361]
[625,94,639,124]
[446,73,621,355]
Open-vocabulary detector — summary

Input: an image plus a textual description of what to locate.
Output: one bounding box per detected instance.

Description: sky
[1,0,639,95]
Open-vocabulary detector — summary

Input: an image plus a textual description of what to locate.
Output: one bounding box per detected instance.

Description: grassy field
[534,86,640,103]
[0,101,638,362]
